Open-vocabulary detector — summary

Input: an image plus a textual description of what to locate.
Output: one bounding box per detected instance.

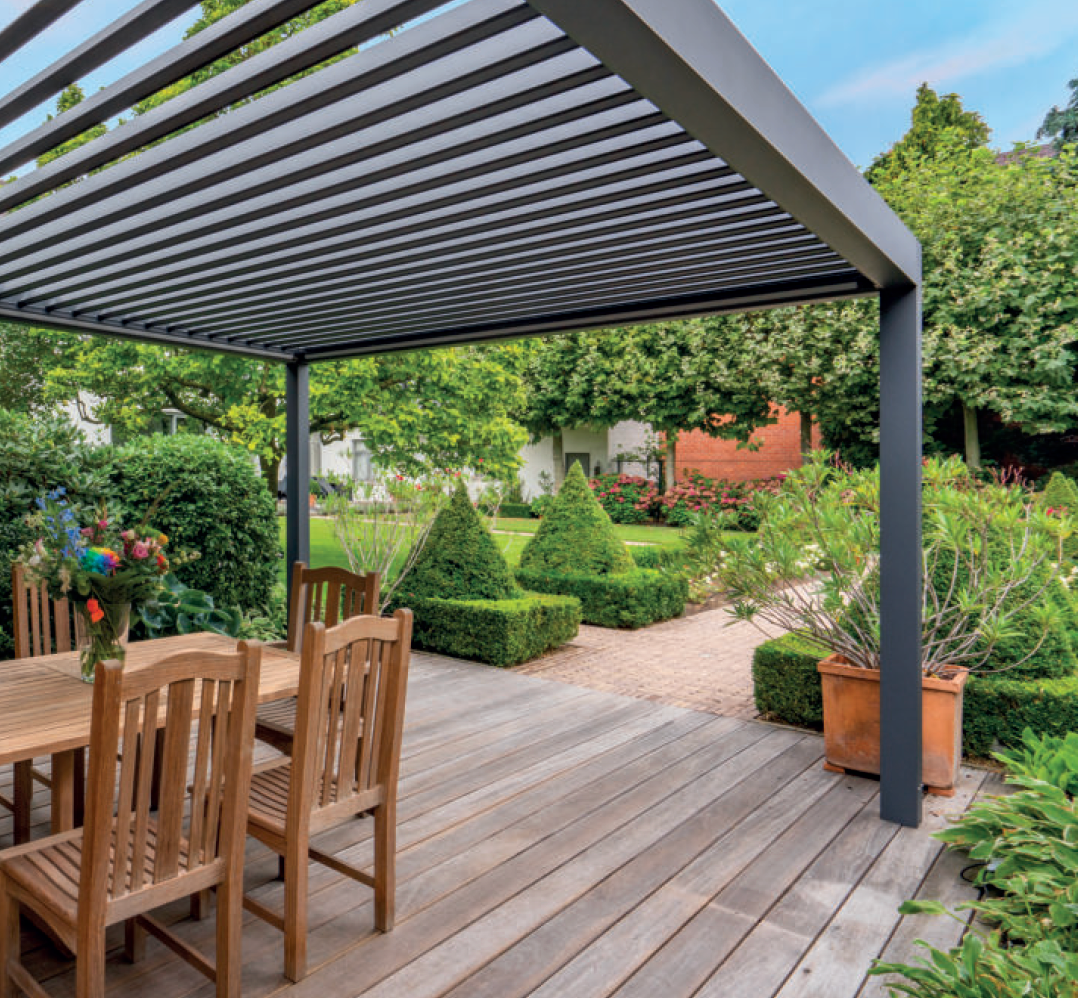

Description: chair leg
[215,881,243,998]
[73,749,86,828]
[190,889,213,921]
[0,879,18,998]
[282,843,309,983]
[123,918,145,963]
[75,919,106,998]
[12,763,32,845]
[373,801,396,933]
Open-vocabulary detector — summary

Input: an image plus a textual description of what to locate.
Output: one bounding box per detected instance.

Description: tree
[866,83,989,184]
[36,84,107,169]
[520,320,775,486]
[0,325,73,413]
[1039,75,1078,149]
[45,339,530,492]
[874,137,1078,468]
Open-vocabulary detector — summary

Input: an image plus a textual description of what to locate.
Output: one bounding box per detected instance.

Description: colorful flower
[86,598,104,624]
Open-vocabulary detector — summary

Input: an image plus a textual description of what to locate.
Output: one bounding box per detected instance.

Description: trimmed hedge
[519,462,634,576]
[404,592,581,667]
[105,435,279,613]
[406,481,519,601]
[516,567,686,629]
[752,634,1078,756]
[498,503,533,520]
[751,634,824,728]
[629,546,662,569]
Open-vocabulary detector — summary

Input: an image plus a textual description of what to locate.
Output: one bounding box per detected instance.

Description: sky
[0,0,1076,173]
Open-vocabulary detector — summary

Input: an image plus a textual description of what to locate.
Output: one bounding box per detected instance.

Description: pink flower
[132,541,150,559]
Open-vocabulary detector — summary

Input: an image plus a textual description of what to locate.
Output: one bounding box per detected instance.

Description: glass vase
[75,601,131,683]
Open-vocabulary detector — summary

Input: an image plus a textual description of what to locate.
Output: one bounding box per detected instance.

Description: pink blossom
[131,541,150,559]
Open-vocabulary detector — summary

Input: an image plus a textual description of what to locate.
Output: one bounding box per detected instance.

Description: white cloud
[818,1,1078,106]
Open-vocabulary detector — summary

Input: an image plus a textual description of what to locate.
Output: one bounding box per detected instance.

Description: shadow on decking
[2,653,986,998]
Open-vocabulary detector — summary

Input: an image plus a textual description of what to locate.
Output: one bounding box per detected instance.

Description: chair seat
[255,698,298,754]
[247,760,293,835]
[0,821,190,927]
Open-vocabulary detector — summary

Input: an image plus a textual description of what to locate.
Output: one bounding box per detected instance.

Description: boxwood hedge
[752,633,1078,755]
[516,567,686,629]
[404,592,581,667]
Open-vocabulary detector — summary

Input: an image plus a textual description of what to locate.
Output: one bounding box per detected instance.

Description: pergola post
[285,358,310,607]
[878,278,923,827]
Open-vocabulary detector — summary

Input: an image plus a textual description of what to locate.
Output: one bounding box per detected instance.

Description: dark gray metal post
[878,278,923,827]
[285,358,311,607]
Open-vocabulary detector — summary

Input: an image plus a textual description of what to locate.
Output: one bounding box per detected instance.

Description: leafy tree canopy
[44,337,530,491]
[866,83,989,184]
[1039,76,1078,150]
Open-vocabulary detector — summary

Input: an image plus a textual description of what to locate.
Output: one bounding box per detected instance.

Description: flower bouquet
[20,489,184,680]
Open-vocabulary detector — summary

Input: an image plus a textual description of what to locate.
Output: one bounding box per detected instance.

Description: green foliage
[963,674,1078,756]
[751,635,824,728]
[0,411,111,658]
[36,84,107,169]
[516,567,686,629]
[403,482,519,602]
[519,463,634,576]
[47,340,528,494]
[1039,76,1078,149]
[236,582,289,643]
[590,474,658,525]
[871,730,1078,996]
[136,574,242,639]
[717,452,1071,674]
[403,592,580,667]
[629,547,662,570]
[866,83,990,184]
[498,503,533,520]
[529,494,554,518]
[104,434,278,613]
[1042,472,1078,563]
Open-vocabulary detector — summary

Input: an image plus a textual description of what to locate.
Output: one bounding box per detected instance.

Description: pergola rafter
[0,0,924,825]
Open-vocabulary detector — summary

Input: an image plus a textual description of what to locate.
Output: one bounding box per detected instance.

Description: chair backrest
[290,611,412,827]
[11,562,78,659]
[286,563,381,654]
[79,643,261,919]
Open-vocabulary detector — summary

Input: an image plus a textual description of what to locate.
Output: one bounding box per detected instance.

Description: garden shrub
[104,434,278,613]
[872,730,1078,996]
[659,472,785,530]
[629,546,662,569]
[753,633,1078,757]
[528,494,553,518]
[498,502,533,520]
[405,481,520,601]
[516,567,686,629]
[0,411,111,658]
[403,592,580,667]
[399,481,579,664]
[519,462,634,576]
[1042,470,1078,517]
[588,473,659,524]
[751,634,824,728]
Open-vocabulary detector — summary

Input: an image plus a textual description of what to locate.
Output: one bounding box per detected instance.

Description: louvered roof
[0,0,919,361]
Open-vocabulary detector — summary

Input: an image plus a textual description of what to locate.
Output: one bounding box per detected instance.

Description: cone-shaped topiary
[404,481,520,601]
[518,462,635,576]
[1042,472,1078,562]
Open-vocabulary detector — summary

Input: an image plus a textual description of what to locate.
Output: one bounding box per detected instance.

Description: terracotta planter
[817,655,969,796]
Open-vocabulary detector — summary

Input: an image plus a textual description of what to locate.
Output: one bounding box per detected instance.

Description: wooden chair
[255,564,380,755]
[7,565,86,843]
[0,643,262,998]
[243,610,412,982]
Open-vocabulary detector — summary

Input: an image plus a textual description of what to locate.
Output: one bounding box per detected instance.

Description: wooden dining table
[0,632,300,836]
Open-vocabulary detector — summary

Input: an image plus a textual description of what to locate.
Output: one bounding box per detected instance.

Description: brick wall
[674,406,819,482]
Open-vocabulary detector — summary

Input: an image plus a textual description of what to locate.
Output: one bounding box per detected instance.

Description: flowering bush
[588,474,661,524]
[660,472,786,529]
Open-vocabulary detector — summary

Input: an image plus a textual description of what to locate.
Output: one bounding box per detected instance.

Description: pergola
[0,0,924,825]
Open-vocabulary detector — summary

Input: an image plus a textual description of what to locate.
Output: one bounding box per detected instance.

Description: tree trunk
[799,411,814,460]
[962,402,981,470]
[664,431,678,489]
[264,455,281,497]
[552,432,565,489]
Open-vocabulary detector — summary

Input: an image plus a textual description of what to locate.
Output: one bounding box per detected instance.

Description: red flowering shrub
[660,471,787,530]
[588,474,661,524]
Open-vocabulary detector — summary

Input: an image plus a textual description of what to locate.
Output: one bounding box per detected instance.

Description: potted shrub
[715,453,1072,795]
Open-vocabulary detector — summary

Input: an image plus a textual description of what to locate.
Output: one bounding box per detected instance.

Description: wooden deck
[1,654,988,998]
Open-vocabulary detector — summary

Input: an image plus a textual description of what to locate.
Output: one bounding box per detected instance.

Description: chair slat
[127,692,160,893]
[187,679,216,871]
[154,678,195,882]
[111,700,142,897]
[202,681,232,860]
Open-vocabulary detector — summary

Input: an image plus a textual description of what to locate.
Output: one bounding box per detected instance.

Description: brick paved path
[513,608,781,720]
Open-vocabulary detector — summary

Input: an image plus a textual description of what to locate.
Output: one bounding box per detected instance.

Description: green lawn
[280,518,538,581]
[487,517,686,547]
